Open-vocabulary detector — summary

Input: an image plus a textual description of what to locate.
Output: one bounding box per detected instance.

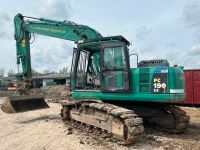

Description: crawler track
[61,100,144,144]
[161,106,190,133]
[136,105,190,133]
[101,101,190,134]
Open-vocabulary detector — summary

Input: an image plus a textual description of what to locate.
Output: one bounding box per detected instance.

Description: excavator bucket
[1,95,49,114]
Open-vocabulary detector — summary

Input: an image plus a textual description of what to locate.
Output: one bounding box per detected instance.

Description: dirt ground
[0,85,70,101]
[0,97,200,150]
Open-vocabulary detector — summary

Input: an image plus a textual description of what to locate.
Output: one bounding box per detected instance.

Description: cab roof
[84,35,130,46]
[78,35,130,51]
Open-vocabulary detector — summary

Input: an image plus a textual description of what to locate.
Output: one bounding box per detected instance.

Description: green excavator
[1,13,189,144]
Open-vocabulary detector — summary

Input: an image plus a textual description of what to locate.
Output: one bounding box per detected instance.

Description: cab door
[100,42,131,92]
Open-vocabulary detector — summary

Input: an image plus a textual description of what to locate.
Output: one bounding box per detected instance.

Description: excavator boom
[14,13,102,80]
[1,13,103,113]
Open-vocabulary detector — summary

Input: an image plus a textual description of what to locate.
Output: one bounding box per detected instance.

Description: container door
[184,70,194,104]
[193,70,200,104]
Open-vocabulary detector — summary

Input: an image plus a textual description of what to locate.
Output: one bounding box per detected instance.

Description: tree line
[0,67,69,78]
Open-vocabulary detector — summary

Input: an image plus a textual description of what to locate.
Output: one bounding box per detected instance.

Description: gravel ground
[0,97,200,150]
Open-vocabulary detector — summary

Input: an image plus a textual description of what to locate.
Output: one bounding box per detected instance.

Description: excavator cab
[71,36,131,93]
[100,41,131,92]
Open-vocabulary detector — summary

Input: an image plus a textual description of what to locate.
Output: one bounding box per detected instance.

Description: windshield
[103,46,126,70]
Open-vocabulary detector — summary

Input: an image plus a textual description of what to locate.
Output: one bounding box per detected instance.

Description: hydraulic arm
[14,13,102,80]
[3,14,103,114]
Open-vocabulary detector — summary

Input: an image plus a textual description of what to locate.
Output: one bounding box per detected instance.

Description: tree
[7,69,15,77]
[0,68,5,78]
[59,67,68,74]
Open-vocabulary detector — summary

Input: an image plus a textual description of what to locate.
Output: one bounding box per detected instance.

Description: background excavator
[1,13,190,144]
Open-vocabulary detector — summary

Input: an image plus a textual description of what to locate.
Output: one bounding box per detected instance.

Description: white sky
[0,0,200,75]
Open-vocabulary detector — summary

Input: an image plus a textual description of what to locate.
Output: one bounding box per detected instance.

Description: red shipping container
[184,69,200,105]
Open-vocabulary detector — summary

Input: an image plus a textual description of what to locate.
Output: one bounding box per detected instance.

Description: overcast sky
[0,0,200,75]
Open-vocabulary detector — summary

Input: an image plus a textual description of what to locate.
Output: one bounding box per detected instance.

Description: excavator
[1,13,190,144]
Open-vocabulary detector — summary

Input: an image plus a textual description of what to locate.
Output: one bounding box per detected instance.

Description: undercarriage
[105,101,190,133]
[60,99,190,144]
[61,99,144,144]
